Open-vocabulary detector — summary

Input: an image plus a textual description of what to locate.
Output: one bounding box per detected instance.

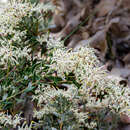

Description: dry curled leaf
[96,0,117,17]
[123,53,130,68]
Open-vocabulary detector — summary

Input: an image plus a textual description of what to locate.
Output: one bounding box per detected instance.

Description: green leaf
[1,101,13,110]
[24,83,35,93]
[45,76,62,85]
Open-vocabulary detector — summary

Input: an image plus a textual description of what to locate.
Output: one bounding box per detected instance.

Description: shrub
[0,0,130,130]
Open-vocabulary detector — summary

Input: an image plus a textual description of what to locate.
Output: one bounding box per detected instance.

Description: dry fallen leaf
[53,14,65,28]
[96,0,117,17]
[67,34,82,48]
[75,30,108,58]
[122,0,130,9]
[123,53,130,68]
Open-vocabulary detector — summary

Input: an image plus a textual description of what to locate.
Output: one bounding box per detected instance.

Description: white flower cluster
[31,39,130,128]
[0,1,31,65]
[0,1,31,27]
[46,34,64,49]
[0,112,23,128]
[33,84,77,107]
[0,0,54,29]
[0,112,32,129]
[33,79,130,129]
[17,121,32,130]
[48,44,130,122]
[50,46,106,87]
[0,39,31,65]
[0,0,54,66]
